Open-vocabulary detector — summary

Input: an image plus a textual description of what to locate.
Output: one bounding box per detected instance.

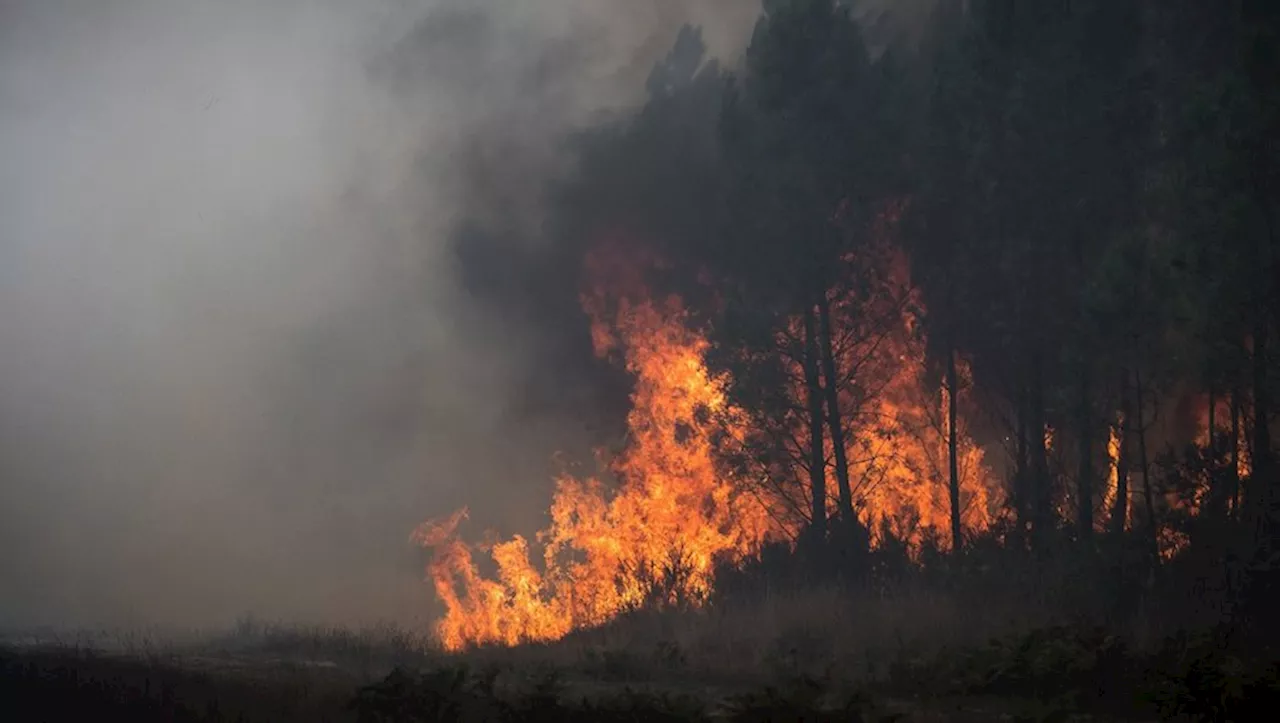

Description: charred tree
[1248,320,1273,550]
[1209,387,1217,459]
[802,304,829,544]
[1231,386,1242,518]
[1029,352,1051,553]
[1111,370,1131,537]
[946,343,963,552]
[1077,364,1094,541]
[817,292,869,562]
[1014,387,1031,545]
[1205,387,1236,526]
[1135,368,1158,563]
[816,293,854,523]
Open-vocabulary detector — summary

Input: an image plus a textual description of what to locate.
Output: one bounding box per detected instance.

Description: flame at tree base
[414,272,775,651]
[415,246,1001,652]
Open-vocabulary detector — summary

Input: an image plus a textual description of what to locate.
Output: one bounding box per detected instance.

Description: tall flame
[416,240,1002,650]
[836,302,997,550]
[829,201,998,546]
[414,247,774,651]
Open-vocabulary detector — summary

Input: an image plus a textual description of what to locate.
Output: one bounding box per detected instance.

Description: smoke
[0,0,758,631]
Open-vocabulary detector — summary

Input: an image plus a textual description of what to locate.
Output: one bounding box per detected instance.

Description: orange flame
[416,238,1002,650]
[1156,392,1253,559]
[1193,393,1251,480]
[839,309,998,550]
[414,248,774,651]
[1099,420,1126,531]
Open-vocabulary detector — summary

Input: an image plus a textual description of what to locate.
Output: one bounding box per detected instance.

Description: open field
[4,586,1273,722]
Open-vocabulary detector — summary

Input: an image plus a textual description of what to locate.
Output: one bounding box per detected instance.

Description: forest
[429,0,1280,653]
[5,1,1279,720]
[348,1,1280,717]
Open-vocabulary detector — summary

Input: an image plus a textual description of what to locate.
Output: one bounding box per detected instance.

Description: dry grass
[6,587,1257,722]
[196,617,439,670]
[458,582,1057,689]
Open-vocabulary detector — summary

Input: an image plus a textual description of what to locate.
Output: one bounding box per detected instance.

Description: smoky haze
[0,0,759,631]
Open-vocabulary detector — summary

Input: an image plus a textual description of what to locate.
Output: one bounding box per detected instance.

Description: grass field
[4,584,1272,721]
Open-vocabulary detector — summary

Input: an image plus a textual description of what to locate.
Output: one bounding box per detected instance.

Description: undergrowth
[884,624,1280,721]
[6,621,1279,721]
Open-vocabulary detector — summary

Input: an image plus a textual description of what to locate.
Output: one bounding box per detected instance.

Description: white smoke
[0,0,758,630]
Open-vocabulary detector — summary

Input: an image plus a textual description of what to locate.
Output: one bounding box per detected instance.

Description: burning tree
[415,247,778,651]
[415,2,1002,651]
[420,0,1280,651]
[418,235,1000,650]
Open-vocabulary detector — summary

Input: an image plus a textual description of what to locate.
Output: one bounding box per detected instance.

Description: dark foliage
[349,664,710,722]
[0,646,358,723]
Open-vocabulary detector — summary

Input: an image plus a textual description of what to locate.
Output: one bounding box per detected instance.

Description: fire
[723,241,999,550]
[1153,392,1255,559]
[840,312,997,550]
[1193,393,1251,481]
[415,247,775,651]
[1100,420,1126,531]
[416,240,1002,650]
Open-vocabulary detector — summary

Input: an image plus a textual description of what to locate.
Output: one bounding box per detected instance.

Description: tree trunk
[817,293,868,561]
[1029,353,1051,553]
[1135,368,1158,563]
[947,344,963,553]
[1110,369,1130,537]
[1016,389,1030,541]
[1209,388,1217,460]
[1209,386,1218,507]
[1249,318,1273,554]
[1244,86,1278,637]
[802,305,828,542]
[1231,386,1241,519]
[1078,363,1094,541]
[1205,387,1231,524]
[817,294,855,522]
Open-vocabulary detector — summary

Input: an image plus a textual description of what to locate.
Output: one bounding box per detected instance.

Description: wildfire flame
[1193,393,1251,481]
[414,248,774,651]
[415,242,1002,650]
[1100,420,1125,531]
[837,303,997,549]
[1154,392,1255,559]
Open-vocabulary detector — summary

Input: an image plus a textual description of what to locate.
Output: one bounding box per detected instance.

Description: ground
[5,605,1259,722]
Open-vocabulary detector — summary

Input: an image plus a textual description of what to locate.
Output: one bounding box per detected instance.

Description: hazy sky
[0,0,760,630]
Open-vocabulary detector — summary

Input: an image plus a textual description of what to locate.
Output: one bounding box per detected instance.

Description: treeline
[538,0,1279,642]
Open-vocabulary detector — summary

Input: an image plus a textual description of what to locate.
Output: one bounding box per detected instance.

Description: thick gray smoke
[0,0,758,631]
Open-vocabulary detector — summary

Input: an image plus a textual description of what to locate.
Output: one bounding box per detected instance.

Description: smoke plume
[0,0,758,631]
